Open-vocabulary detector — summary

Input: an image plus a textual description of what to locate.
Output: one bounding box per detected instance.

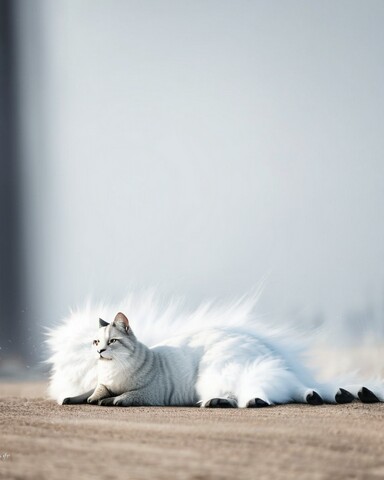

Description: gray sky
[19,0,384,329]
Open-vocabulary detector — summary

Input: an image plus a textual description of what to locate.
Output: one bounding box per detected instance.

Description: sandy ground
[1,382,384,480]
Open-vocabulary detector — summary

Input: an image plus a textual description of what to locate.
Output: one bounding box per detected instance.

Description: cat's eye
[108,339,117,345]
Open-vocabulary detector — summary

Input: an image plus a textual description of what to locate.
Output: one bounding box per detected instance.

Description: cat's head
[93,312,136,360]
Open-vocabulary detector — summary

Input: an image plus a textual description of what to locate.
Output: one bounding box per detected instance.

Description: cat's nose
[97,348,106,354]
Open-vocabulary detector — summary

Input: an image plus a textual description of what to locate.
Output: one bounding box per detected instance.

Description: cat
[47,293,383,408]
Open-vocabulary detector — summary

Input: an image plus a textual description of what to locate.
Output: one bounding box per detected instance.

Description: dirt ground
[0,382,384,480]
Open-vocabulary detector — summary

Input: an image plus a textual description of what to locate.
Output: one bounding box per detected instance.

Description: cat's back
[153,326,281,363]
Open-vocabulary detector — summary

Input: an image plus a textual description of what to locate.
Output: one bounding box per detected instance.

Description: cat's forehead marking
[105,324,113,337]
[106,323,118,337]
[98,324,111,340]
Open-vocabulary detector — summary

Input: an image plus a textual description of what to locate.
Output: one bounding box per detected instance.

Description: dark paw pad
[335,388,354,404]
[306,391,323,405]
[205,398,236,408]
[358,387,380,404]
[246,398,269,408]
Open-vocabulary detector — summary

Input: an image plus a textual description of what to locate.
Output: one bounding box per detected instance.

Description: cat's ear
[113,312,129,332]
[99,318,109,328]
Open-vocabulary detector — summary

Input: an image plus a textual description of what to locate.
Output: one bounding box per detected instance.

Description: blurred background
[0,0,383,376]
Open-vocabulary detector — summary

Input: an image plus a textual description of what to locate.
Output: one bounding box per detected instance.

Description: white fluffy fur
[46,291,383,405]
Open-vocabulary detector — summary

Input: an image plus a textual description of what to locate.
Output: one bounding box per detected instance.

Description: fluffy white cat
[46,292,383,407]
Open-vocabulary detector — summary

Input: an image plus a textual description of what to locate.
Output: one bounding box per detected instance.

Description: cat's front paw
[98,397,116,406]
[99,397,129,407]
[87,396,98,404]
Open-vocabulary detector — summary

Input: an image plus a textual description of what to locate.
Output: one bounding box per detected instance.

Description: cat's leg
[87,384,113,404]
[240,382,271,408]
[236,357,297,407]
[195,363,239,408]
[62,389,94,405]
[98,389,156,407]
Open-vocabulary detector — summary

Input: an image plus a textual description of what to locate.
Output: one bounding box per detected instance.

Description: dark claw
[306,391,324,405]
[246,398,269,408]
[204,398,236,408]
[358,387,380,404]
[335,388,354,404]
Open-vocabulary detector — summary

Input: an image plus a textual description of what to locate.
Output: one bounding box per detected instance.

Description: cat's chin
[99,356,112,361]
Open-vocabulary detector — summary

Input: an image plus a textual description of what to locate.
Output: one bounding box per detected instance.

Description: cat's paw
[335,388,354,404]
[87,396,98,404]
[62,398,71,405]
[306,390,324,405]
[246,398,269,408]
[358,387,380,403]
[98,397,116,406]
[204,398,237,408]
